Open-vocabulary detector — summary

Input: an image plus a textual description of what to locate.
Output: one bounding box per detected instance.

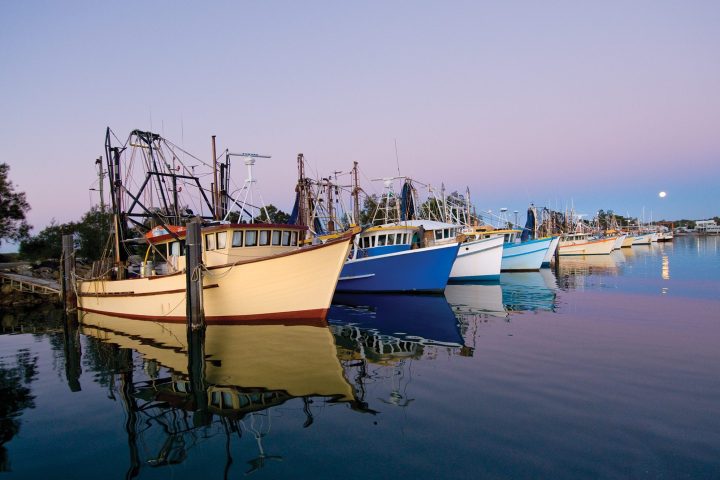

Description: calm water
[1,236,719,479]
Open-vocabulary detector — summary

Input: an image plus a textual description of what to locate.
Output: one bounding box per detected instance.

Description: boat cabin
[386,220,463,247]
[142,223,306,275]
[468,228,521,245]
[353,225,419,259]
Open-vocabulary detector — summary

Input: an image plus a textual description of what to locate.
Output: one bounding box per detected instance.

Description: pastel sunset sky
[2,1,718,245]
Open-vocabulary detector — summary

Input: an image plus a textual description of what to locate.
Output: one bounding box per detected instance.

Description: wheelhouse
[142,223,307,275]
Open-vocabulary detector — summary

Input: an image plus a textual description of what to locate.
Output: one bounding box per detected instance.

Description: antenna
[223,152,272,223]
[394,139,401,177]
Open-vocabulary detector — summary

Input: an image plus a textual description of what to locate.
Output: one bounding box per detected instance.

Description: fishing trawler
[466,227,552,271]
[77,129,352,323]
[558,233,617,255]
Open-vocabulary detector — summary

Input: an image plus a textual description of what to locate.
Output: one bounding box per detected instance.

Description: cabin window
[217,231,227,249]
[435,230,443,241]
[232,231,243,247]
[387,234,395,245]
[291,231,298,246]
[210,391,221,408]
[170,241,181,257]
[281,231,291,246]
[271,230,281,246]
[205,233,216,251]
[259,230,270,246]
[245,230,258,246]
[377,234,387,246]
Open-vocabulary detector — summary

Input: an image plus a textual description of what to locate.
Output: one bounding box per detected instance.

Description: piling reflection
[79,312,361,477]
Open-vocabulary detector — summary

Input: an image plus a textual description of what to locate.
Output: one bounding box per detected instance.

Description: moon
[659,191,667,198]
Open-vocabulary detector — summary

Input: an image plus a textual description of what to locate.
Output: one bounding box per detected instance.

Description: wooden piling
[62,234,77,313]
[185,218,205,330]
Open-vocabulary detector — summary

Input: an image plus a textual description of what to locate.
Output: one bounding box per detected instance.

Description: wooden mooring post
[61,234,77,313]
[185,219,205,330]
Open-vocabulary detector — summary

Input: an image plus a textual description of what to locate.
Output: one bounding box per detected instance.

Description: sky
[1,0,719,249]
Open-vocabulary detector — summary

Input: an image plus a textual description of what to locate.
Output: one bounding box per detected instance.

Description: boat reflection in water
[329,293,465,348]
[79,312,362,476]
[444,283,508,320]
[558,251,624,276]
[499,271,558,312]
[328,294,469,409]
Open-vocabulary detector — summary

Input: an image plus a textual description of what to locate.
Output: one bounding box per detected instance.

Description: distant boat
[657,231,674,242]
[631,233,654,245]
[558,233,616,255]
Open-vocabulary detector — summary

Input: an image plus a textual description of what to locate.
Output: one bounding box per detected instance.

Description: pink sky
[1,1,718,247]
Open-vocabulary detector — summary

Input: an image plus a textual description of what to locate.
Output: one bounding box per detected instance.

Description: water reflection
[500,271,558,312]
[79,312,362,477]
[0,348,38,472]
[662,255,670,280]
[444,283,508,320]
[329,294,470,411]
[329,293,464,347]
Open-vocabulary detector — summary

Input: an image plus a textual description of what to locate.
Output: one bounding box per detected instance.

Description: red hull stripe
[77,306,329,327]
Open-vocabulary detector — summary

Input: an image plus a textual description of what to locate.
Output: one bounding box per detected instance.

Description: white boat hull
[450,236,504,281]
[501,237,553,271]
[541,236,561,267]
[632,233,654,245]
[612,234,627,250]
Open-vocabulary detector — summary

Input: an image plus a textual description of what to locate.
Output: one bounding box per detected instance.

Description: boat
[468,228,552,271]
[79,222,353,322]
[541,236,561,267]
[558,233,616,255]
[657,230,674,242]
[612,234,627,250]
[621,235,635,248]
[631,233,654,245]
[383,220,504,282]
[77,129,353,323]
[336,224,460,293]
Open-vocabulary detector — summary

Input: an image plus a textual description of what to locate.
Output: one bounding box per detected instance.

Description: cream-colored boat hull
[558,236,616,256]
[78,238,351,322]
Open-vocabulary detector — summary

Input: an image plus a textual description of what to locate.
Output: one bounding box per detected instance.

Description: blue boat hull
[336,243,460,293]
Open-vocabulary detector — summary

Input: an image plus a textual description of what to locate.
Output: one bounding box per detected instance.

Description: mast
[211,135,218,220]
[351,162,360,226]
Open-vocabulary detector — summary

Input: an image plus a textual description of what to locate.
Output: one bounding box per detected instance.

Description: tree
[18,207,113,261]
[252,204,290,224]
[359,194,379,226]
[0,163,31,245]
